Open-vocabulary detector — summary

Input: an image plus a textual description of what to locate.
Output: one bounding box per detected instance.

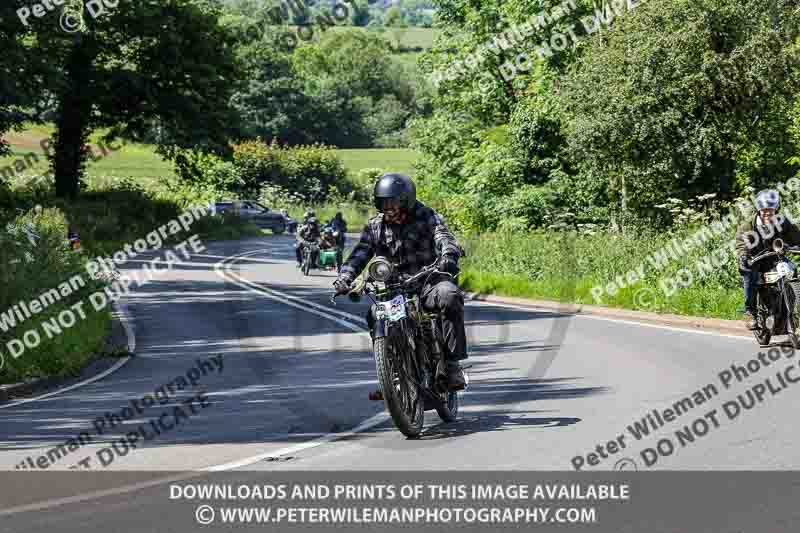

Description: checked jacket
[339,201,463,282]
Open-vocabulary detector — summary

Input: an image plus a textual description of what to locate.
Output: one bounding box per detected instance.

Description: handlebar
[330,261,455,303]
[748,245,800,267]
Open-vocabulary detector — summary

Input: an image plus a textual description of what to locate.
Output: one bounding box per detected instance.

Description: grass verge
[458,228,745,321]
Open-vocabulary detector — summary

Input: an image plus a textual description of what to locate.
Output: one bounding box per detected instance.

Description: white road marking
[208,249,388,471]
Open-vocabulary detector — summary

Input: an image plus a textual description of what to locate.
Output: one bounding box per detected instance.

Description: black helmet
[373,173,416,211]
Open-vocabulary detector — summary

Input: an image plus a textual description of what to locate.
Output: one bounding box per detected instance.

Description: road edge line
[0,302,136,410]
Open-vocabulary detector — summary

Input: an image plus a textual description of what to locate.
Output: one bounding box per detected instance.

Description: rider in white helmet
[735,189,800,330]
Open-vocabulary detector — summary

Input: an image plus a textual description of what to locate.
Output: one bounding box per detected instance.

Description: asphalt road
[2,234,800,530]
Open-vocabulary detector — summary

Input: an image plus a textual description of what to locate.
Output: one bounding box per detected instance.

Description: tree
[562,0,800,219]
[0,1,54,158]
[230,31,320,144]
[23,0,242,198]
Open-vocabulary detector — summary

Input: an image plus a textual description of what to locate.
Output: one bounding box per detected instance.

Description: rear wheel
[373,334,424,438]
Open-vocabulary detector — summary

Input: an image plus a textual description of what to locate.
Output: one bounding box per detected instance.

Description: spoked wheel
[753,291,771,346]
[434,390,459,422]
[786,283,800,349]
[788,332,800,350]
[302,252,311,276]
[754,329,772,347]
[373,334,424,438]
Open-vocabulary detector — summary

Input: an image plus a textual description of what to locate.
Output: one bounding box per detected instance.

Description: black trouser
[366,279,467,362]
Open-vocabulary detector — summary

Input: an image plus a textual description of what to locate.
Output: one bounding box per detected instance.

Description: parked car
[213,200,286,234]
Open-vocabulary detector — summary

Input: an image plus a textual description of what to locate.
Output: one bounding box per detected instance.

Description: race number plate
[381,295,407,322]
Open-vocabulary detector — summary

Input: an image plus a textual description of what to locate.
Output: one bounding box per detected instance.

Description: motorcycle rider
[327,211,348,272]
[320,225,337,251]
[280,208,297,234]
[296,214,321,268]
[736,189,800,329]
[332,173,468,390]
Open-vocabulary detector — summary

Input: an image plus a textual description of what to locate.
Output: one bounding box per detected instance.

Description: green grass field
[3,127,419,192]
[317,26,439,50]
[2,126,176,190]
[335,148,419,177]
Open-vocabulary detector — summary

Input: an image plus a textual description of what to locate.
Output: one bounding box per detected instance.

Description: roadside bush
[354,167,383,200]
[457,186,800,319]
[0,207,111,384]
[233,140,352,203]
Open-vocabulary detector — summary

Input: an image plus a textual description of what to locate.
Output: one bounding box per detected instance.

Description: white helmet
[755,189,780,212]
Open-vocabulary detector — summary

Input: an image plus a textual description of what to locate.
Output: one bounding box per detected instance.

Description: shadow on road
[0,244,601,466]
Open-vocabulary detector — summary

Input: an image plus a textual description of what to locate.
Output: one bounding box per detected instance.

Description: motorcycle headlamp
[368,258,394,282]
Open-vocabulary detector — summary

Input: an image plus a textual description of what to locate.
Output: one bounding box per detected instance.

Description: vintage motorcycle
[748,238,800,348]
[332,257,466,438]
[300,240,320,276]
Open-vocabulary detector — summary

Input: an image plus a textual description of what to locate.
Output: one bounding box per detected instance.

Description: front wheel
[302,251,311,276]
[373,335,424,438]
[434,390,459,422]
[753,329,771,347]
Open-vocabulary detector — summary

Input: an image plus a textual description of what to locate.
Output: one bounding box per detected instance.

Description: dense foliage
[227,13,433,149]
[2,0,243,198]
[413,0,800,232]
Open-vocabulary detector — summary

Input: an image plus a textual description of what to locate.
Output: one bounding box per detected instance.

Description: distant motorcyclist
[332,173,468,390]
[736,189,800,329]
[328,212,347,237]
[327,212,348,272]
[320,226,337,250]
[280,209,297,234]
[296,216,321,268]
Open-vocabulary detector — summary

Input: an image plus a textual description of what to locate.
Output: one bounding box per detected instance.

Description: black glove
[738,254,751,273]
[438,255,460,276]
[333,277,352,295]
